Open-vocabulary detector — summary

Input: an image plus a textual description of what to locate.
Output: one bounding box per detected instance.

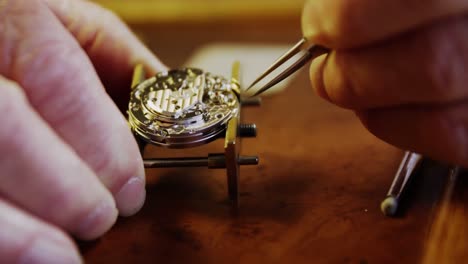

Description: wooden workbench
[80,18,465,264]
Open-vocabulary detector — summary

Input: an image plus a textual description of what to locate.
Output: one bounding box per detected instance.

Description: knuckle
[15,43,99,126]
[423,24,467,101]
[0,78,29,140]
[0,0,52,75]
[425,46,455,99]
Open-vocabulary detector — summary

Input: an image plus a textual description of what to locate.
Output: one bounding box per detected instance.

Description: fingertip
[20,236,83,264]
[114,176,146,217]
[309,53,331,101]
[301,0,334,47]
[301,0,320,42]
[311,51,361,109]
[141,56,169,75]
[75,199,118,241]
[0,199,83,264]
[301,0,314,39]
[111,133,146,217]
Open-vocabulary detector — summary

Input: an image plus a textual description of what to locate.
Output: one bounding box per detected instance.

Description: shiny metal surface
[247,37,308,90]
[143,154,259,169]
[246,37,329,97]
[128,68,240,148]
[381,151,423,216]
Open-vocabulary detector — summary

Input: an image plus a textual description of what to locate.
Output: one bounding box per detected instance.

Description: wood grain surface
[80,20,454,264]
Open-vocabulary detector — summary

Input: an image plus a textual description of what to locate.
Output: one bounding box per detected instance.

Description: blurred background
[92,0,304,24]
[91,0,306,94]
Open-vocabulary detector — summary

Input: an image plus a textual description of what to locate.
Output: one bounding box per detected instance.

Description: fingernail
[115,176,146,217]
[76,201,118,240]
[19,238,82,264]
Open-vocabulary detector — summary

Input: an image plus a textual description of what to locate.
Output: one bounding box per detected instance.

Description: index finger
[0,0,147,217]
[302,0,468,48]
[44,0,168,109]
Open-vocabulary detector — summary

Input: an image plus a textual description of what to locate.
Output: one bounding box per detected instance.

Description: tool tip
[381,196,398,216]
[244,83,256,92]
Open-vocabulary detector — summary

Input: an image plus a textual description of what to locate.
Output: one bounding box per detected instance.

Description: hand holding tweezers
[245,37,329,96]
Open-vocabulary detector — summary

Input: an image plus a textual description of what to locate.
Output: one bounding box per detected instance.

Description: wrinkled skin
[0,0,166,263]
[303,0,468,167]
[3,0,467,262]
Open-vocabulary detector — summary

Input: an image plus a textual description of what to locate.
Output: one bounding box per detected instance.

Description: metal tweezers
[245,37,329,96]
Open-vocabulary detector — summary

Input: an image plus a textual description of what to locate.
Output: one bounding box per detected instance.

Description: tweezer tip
[245,78,261,91]
[245,37,308,93]
[252,88,265,97]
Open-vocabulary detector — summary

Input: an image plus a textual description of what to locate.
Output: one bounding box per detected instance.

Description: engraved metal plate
[128,68,240,148]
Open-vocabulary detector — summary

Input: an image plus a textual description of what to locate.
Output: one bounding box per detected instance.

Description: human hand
[302,0,468,166]
[0,0,166,263]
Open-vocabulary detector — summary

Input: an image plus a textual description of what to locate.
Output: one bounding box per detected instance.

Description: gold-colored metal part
[230,60,241,95]
[129,66,239,148]
[134,62,258,204]
[225,61,242,203]
[130,64,148,151]
[225,116,240,203]
[131,64,146,88]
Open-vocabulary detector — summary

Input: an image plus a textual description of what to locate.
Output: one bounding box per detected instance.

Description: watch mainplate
[128,68,240,148]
